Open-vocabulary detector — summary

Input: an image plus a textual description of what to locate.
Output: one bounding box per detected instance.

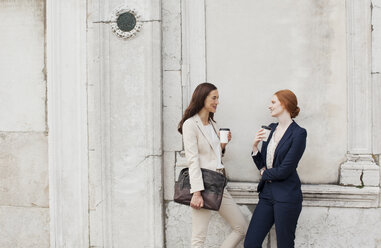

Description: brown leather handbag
[174,168,227,211]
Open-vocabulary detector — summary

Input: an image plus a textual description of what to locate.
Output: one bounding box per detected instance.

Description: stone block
[0,1,46,132]
[164,151,176,200]
[372,0,381,72]
[111,155,163,247]
[339,167,362,186]
[106,0,161,21]
[296,206,381,247]
[89,209,103,247]
[162,0,181,70]
[0,206,49,248]
[340,160,379,187]
[163,71,183,151]
[373,74,381,154]
[0,132,48,207]
[362,165,380,186]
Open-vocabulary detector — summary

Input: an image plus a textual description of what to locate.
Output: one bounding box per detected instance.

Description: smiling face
[269,94,285,117]
[203,89,219,113]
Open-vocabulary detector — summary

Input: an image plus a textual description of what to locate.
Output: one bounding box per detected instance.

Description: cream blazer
[182,114,221,193]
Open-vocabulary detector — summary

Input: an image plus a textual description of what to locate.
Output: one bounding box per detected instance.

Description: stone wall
[0,0,380,247]
[166,202,381,248]
[0,1,49,247]
[162,0,381,247]
[86,0,164,247]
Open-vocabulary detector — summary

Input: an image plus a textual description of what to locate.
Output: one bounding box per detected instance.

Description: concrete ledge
[227,182,380,208]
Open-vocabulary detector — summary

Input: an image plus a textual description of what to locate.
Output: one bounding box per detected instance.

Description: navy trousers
[244,184,302,248]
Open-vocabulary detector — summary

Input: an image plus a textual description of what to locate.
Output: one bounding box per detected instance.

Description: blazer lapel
[193,115,220,155]
[274,121,295,162]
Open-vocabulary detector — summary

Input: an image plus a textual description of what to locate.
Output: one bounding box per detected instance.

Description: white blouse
[266,133,279,169]
[204,123,224,169]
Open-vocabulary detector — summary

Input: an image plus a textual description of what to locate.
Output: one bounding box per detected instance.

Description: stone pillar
[47,0,89,247]
[372,0,381,155]
[181,0,207,108]
[372,0,381,206]
[340,0,379,187]
[163,0,183,202]
[87,0,164,247]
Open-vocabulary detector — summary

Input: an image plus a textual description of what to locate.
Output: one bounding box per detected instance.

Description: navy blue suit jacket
[252,121,307,203]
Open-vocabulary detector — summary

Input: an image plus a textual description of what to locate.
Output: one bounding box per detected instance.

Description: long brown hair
[178,82,217,134]
[275,89,300,118]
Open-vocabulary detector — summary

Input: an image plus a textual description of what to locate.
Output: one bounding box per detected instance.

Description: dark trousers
[244,186,302,248]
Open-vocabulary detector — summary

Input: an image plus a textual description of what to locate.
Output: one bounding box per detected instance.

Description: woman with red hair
[244,89,307,248]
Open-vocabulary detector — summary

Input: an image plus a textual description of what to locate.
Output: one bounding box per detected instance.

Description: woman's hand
[190,191,204,210]
[260,167,266,176]
[253,129,266,153]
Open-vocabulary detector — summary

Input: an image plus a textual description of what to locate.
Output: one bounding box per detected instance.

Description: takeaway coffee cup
[219,128,230,144]
[261,125,272,142]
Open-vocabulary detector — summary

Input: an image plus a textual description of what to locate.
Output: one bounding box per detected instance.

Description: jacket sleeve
[252,151,266,171]
[262,128,307,181]
[183,120,204,193]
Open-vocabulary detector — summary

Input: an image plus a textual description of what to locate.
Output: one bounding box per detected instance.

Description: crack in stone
[136,154,162,167]
[93,20,114,24]
[95,200,103,208]
[357,171,365,189]
[93,20,161,24]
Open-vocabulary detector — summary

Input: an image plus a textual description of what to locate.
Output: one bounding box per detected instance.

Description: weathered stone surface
[340,160,379,186]
[373,73,381,154]
[89,209,103,247]
[0,0,46,132]
[117,0,161,21]
[0,206,49,248]
[166,202,381,248]
[162,0,181,70]
[340,167,362,186]
[362,165,380,186]
[164,151,176,200]
[163,71,183,152]
[204,0,347,184]
[296,207,381,247]
[372,0,381,72]
[106,20,163,247]
[373,2,381,155]
[229,182,380,208]
[0,132,48,207]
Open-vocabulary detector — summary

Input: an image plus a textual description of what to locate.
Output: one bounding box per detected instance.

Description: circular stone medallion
[111,7,142,39]
[117,12,136,32]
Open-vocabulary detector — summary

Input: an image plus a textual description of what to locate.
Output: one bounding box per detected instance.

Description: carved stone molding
[340,154,379,186]
[181,0,206,110]
[339,0,379,186]
[110,6,142,39]
[345,0,372,154]
[46,0,89,247]
[88,0,163,246]
[228,182,380,208]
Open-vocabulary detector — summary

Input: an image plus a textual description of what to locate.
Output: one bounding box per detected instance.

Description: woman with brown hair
[178,82,248,248]
[244,89,307,248]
